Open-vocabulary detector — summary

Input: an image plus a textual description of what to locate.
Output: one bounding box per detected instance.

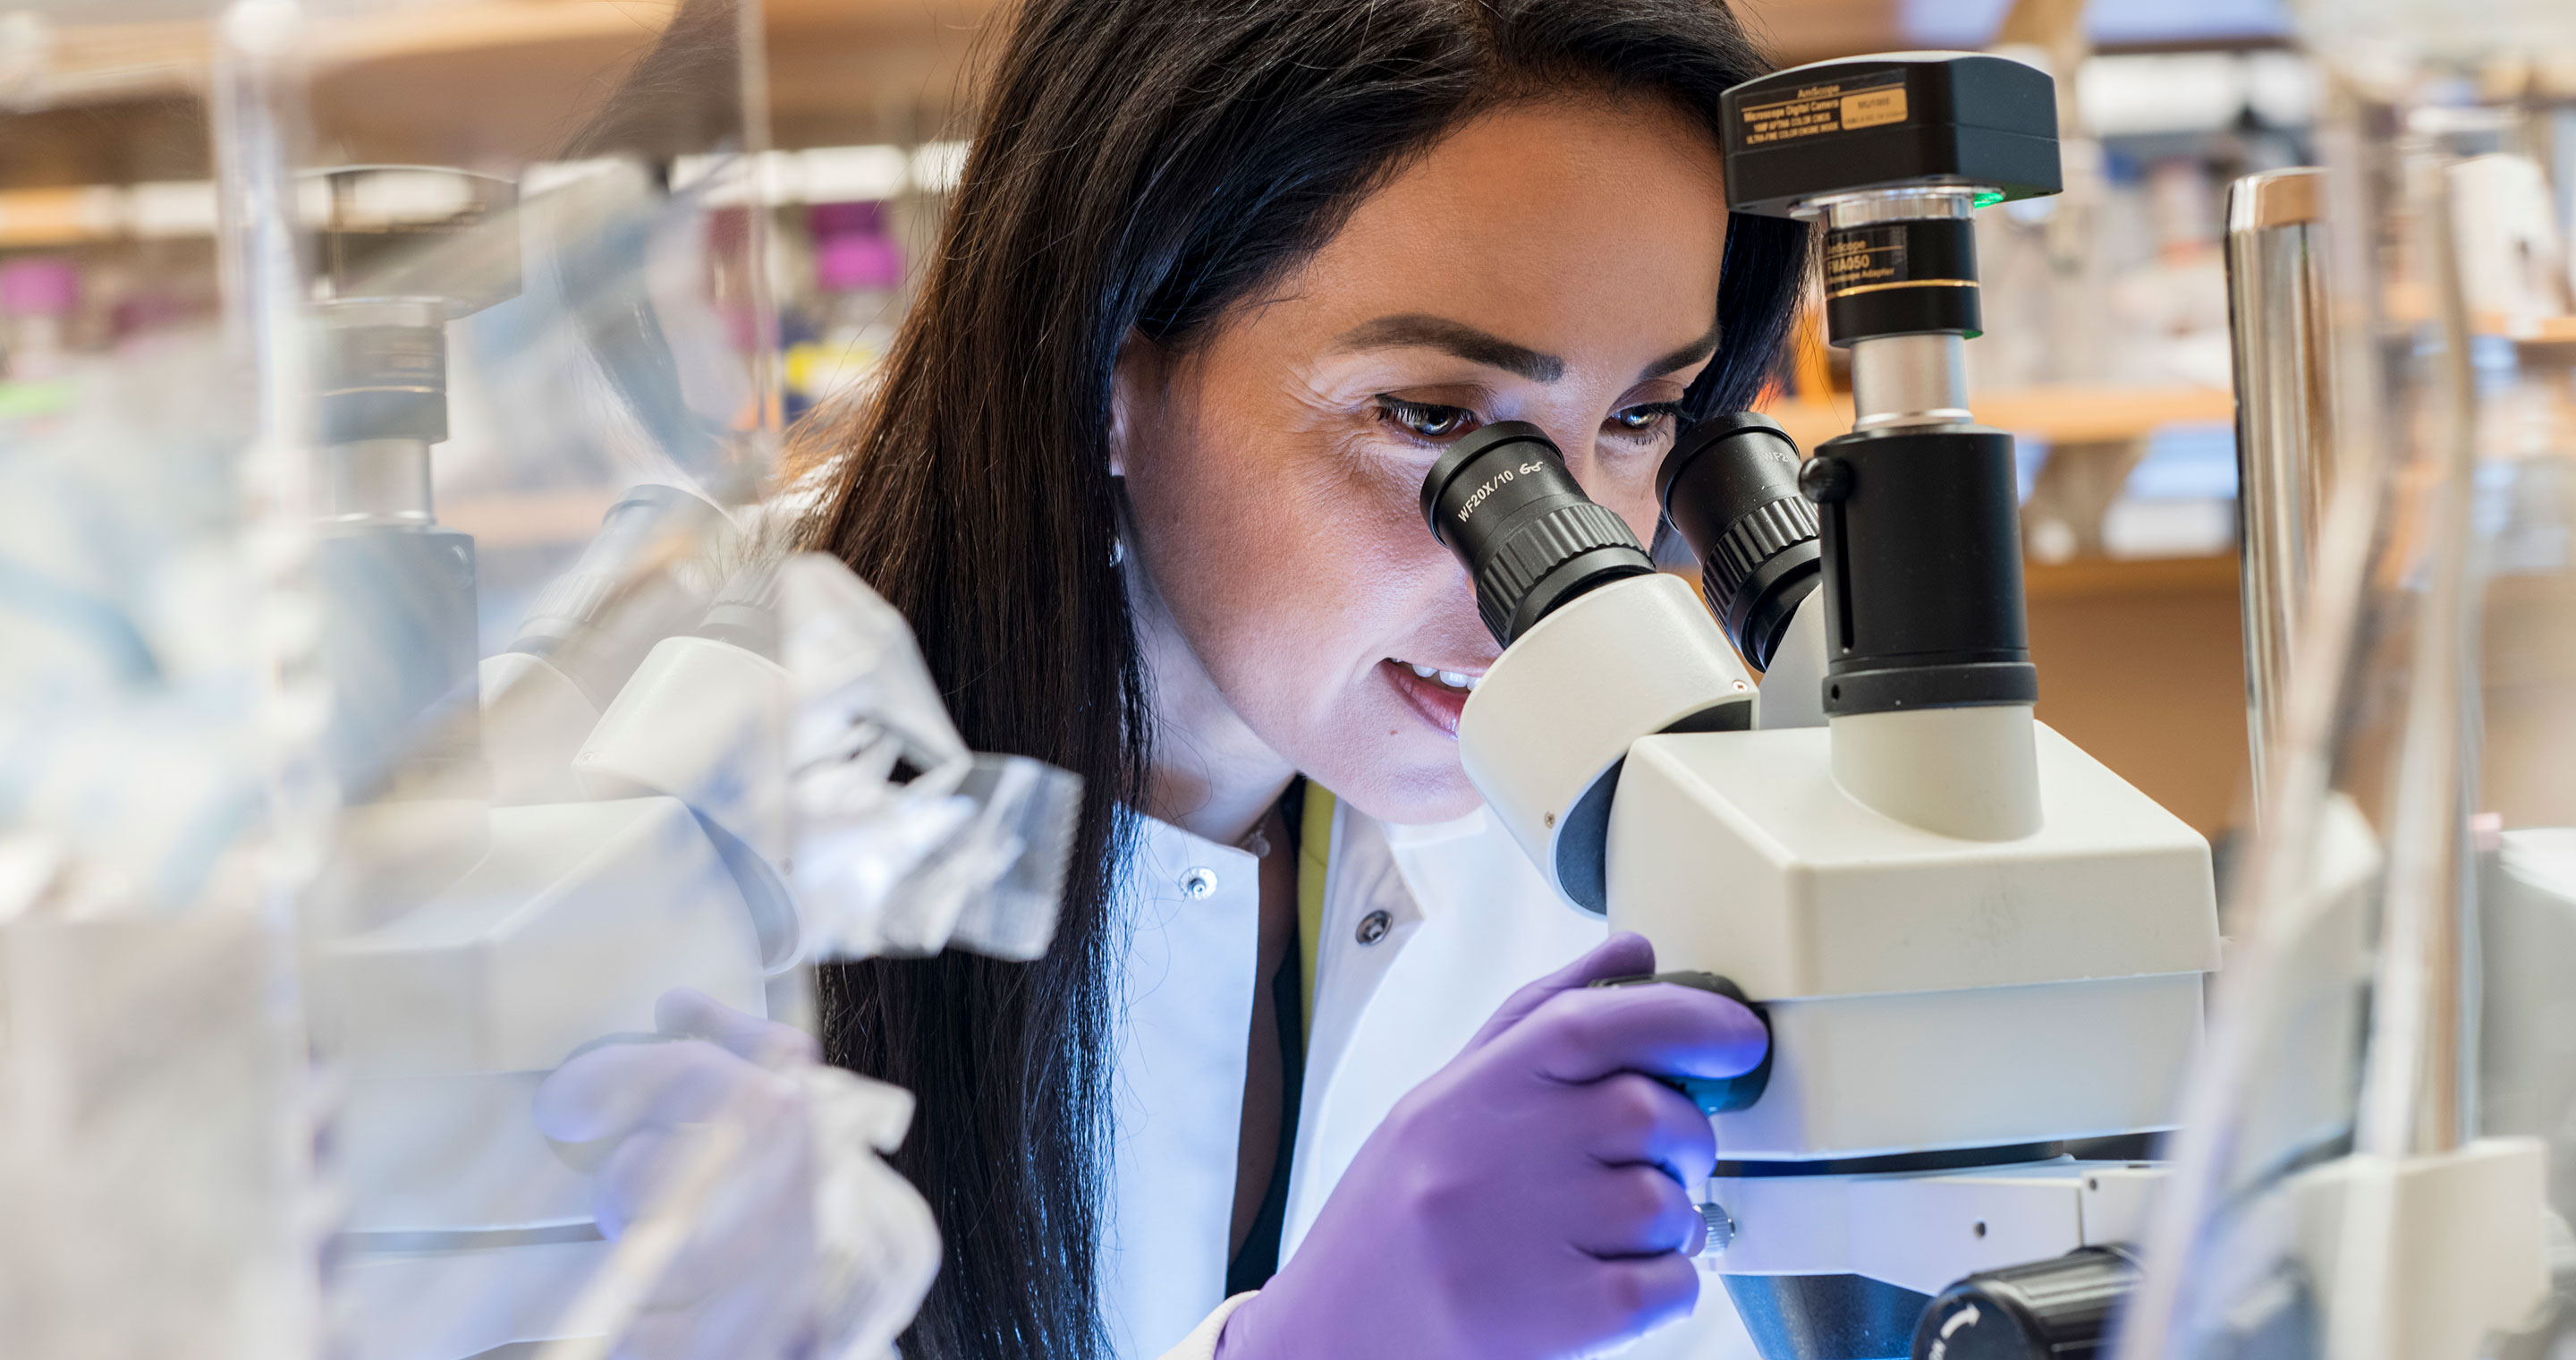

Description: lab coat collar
[1100,812,1265,1359]
[1378,804,1492,865]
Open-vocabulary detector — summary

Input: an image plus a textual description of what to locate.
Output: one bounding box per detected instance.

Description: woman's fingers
[1580,1071,1720,1189]
[533,1039,792,1145]
[1515,979,1767,1089]
[1465,931,1657,1050]
[1585,1252,1704,1339]
[654,988,818,1067]
[1569,1162,1709,1260]
[525,990,819,1360]
[593,1126,680,1240]
[594,1113,811,1274]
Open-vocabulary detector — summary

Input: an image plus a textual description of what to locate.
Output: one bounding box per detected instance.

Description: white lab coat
[1102,798,1762,1360]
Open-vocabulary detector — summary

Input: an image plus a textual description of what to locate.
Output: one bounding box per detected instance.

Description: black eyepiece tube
[1421,421,1653,647]
[1657,413,1819,672]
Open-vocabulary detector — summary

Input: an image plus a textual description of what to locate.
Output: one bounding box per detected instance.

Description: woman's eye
[1376,397,1480,441]
[1607,402,1682,437]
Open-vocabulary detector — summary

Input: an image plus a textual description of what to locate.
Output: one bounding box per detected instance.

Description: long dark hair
[802,3,1810,1356]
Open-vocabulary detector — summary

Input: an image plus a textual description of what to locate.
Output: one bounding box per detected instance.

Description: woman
[802,1,1810,1356]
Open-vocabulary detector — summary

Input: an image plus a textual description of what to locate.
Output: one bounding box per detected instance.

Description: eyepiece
[1421,421,1653,647]
[1657,412,1819,672]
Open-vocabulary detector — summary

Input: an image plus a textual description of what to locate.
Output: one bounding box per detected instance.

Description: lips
[1382,658,1485,737]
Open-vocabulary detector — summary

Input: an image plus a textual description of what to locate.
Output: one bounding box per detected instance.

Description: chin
[1323,757,1485,829]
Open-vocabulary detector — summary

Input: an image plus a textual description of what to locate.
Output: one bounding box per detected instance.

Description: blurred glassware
[783,200,905,413]
[0,4,1077,1359]
[2118,6,2576,1359]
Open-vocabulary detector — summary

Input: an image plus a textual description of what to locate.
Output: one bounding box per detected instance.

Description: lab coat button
[1180,866,1219,899]
[1356,909,1393,945]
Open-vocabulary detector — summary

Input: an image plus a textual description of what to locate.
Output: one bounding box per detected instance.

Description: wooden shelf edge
[2026,553,2239,600]
[1758,385,2238,450]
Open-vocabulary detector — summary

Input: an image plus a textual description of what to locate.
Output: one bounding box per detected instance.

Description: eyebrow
[1332,311,1726,386]
[1640,318,1725,381]
[1329,314,1566,384]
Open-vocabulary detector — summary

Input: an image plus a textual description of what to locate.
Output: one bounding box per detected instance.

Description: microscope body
[321,515,787,1360]
[301,166,785,1360]
[1437,54,2223,1359]
[1461,579,2216,1308]
[1610,715,2213,1166]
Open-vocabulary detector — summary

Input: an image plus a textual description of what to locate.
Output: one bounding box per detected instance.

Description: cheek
[1130,424,1452,684]
[1128,427,1490,817]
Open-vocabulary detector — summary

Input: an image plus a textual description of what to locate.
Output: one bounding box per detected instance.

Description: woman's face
[1115,96,1734,826]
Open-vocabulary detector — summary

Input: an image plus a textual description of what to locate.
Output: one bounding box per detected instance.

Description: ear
[1107,331,1164,479]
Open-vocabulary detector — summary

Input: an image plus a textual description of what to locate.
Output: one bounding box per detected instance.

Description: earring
[1110,531,1125,567]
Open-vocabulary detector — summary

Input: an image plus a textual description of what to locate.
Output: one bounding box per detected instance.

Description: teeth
[1398,660,1484,693]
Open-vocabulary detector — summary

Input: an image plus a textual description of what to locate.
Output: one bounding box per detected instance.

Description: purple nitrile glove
[1216,932,1767,1360]
[533,989,820,1360]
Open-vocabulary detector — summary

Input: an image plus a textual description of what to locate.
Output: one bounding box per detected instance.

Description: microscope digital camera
[1423,55,2221,1360]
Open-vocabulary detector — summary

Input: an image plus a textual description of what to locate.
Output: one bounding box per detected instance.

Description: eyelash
[1372,397,1685,445]
[1375,397,1479,442]
[1606,402,1684,438]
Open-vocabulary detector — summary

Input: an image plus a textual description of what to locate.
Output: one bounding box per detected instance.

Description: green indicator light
[1973,191,2005,208]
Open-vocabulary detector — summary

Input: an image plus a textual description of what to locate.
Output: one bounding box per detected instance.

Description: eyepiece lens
[1419,421,1652,646]
[1657,412,1820,672]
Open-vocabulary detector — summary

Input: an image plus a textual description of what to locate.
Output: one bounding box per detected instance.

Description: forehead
[1275,96,1732,349]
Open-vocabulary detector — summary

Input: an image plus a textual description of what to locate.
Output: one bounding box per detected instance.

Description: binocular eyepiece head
[1416,415,1824,672]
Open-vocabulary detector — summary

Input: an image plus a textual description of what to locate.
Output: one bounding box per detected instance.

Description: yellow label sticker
[1735,75,1911,147]
[1841,87,1908,130]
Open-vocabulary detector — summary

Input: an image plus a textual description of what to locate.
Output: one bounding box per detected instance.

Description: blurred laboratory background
[0,0,2336,844]
[7,1,2576,1358]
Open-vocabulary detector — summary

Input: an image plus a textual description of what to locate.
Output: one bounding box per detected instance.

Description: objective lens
[1657,412,1819,672]
[1420,421,1653,647]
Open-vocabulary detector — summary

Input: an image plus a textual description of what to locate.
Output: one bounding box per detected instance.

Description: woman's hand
[533,989,821,1360]
[1215,932,1766,1360]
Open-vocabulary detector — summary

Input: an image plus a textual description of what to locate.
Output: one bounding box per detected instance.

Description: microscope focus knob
[1798,454,1855,504]
[1588,970,1773,1114]
[1912,1246,2138,1360]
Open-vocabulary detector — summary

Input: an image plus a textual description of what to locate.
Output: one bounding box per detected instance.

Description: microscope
[301,164,783,1360]
[1422,55,2221,1360]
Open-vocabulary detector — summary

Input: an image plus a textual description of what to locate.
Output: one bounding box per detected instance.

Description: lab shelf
[2025,550,2238,600]
[2028,553,2247,838]
[0,3,682,189]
